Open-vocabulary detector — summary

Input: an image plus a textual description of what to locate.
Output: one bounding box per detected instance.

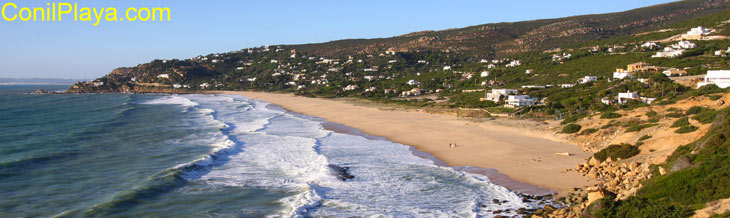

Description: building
[343,84,359,91]
[525,69,535,74]
[662,68,687,77]
[485,89,519,102]
[401,88,422,97]
[613,72,634,80]
[481,71,490,78]
[560,84,575,88]
[578,76,598,84]
[617,91,656,104]
[157,74,170,79]
[200,83,210,89]
[698,70,730,88]
[506,60,521,67]
[505,95,538,107]
[406,80,421,86]
[681,26,711,40]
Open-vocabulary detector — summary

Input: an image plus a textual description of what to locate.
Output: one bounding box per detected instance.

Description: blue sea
[0,85,546,217]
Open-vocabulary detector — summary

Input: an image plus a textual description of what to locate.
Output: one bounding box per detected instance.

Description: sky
[0,0,677,79]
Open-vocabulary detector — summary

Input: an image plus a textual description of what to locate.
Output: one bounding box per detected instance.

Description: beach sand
[223,91,594,194]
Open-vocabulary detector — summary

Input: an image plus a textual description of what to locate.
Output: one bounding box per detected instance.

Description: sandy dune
[223,91,594,194]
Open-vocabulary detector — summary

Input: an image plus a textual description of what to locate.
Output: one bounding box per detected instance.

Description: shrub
[593,196,693,218]
[601,112,622,119]
[581,128,599,135]
[561,124,582,134]
[686,106,708,115]
[671,117,690,128]
[665,112,685,118]
[648,118,660,123]
[561,116,579,125]
[675,125,699,134]
[639,135,652,141]
[594,143,640,162]
[645,110,658,117]
[709,95,723,101]
[692,110,718,124]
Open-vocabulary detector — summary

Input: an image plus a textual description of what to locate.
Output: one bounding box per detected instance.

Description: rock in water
[327,164,355,181]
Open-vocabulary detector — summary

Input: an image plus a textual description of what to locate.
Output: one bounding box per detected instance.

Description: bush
[709,95,723,101]
[671,117,690,128]
[561,124,582,134]
[561,115,579,125]
[646,110,658,117]
[594,143,640,162]
[594,196,694,218]
[601,112,623,119]
[648,118,660,123]
[581,128,599,135]
[665,112,685,118]
[675,125,699,134]
[686,106,708,115]
[639,135,652,141]
[692,110,718,124]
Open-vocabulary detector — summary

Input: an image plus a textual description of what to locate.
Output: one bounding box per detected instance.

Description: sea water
[0,86,546,217]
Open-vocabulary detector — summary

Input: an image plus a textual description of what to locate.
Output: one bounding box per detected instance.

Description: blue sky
[0,0,676,79]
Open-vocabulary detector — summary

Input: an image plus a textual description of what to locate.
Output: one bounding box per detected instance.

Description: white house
[485,89,519,102]
[506,60,522,67]
[157,74,170,79]
[652,47,685,58]
[617,91,656,104]
[343,84,359,91]
[401,88,422,97]
[663,68,687,77]
[200,83,210,89]
[613,72,634,79]
[525,69,535,74]
[505,95,538,107]
[673,41,697,49]
[560,84,576,88]
[578,76,598,84]
[406,80,421,86]
[698,70,730,88]
[173,84,182,89]
[601,97,613,105]
[481,71,490,78]
[641,42,659,49]
[487,64,496,69]
[682,26,711,39]
[617,91,639,104]
[443,66,452,71]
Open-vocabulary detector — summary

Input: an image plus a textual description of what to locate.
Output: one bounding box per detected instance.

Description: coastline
[222,91,595,195]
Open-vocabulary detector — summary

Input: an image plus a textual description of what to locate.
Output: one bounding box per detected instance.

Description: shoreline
[223,91,594,195]
[268,102,555,195]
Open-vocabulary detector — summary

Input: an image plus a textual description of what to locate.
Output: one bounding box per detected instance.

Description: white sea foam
[141,95,199,107]
[169,94,546,217]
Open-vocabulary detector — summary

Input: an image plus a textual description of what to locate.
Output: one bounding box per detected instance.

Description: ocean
[0,85,549,217]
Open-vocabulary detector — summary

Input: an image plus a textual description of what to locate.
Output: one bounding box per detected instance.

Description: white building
[641,42,659,49]
[682,26,712,39]
[617,92,639,104]
[578,76,598,84]
[698,70,730,88]
[406,80,421,86]
[617,91,656,104]
[481,71,490,78]
[200,83,210,89]
[401,88,422,97]
[672,40,697,50]
[157,74,170,79]
[560,84,575,88]
[343,84,359,91]
[443,66,452,71]
[506,60,522,67]
[173,84,182,89]
[663,68,686,77]
[652,47,686,58]
[506,95,538,107]
[613,72,634,79]
[485,89,519,102]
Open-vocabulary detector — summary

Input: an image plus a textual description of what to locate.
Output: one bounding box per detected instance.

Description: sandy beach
[223,91,594,194]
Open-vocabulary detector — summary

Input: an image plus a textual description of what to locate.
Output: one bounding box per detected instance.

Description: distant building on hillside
[617,91,655,104]
[662,68,687,77]
[485,89,519,102]
[505,95,538,107]
[698,70,730,88]
[578,76,598,84]
[680,26,712,40]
